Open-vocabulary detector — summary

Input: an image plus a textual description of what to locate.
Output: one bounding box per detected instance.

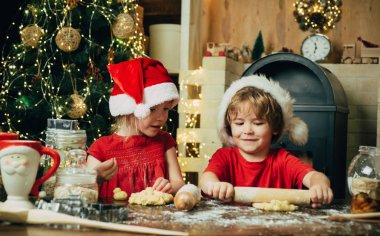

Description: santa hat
[218,74,308,146]
[0,141,41,158]
[107,58,179,119]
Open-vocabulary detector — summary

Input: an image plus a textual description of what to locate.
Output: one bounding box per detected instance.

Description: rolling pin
[174,184,201,211]
[234,187,311,205]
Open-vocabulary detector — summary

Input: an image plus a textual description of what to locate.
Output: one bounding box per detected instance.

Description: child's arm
[200,171,234,202]
[87,155,118,183]
[153,147,185,194]
[302,171,334,208]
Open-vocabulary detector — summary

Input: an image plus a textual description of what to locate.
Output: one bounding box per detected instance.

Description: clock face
[301,34,331,62]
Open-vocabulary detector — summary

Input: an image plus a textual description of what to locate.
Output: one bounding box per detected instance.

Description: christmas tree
[252,31,264,61]
[0,0,145,144]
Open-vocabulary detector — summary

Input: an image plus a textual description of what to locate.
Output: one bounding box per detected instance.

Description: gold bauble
[112,13,134,39]
[55,27,81,52]
[67,93,87,119]
[20,24,44,48]
[66,0,78,9]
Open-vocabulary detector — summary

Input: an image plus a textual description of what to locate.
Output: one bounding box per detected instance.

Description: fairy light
[177,67,215,183]
[0,0,144,142]
[293,0,342,32]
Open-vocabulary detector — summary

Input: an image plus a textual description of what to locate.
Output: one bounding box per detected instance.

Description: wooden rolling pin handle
[233,187,311,205]
[174,184,201,211]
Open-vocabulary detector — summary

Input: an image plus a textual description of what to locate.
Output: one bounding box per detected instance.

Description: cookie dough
[128,187,173,206]
[252,200,298,211]
[113,187,128,201]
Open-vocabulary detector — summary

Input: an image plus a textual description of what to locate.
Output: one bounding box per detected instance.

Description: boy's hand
[204,181,234,202]
[309,183,333,208]
[152,177,173,194]
[96,158,117,182]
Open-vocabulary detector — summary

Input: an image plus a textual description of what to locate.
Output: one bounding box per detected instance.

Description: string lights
[0,0,145,143]
[293,0,342,32]
[177,68,212,183]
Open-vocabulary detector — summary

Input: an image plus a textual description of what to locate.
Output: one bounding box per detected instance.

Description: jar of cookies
[347,146,380,213]
[54,167,98,204]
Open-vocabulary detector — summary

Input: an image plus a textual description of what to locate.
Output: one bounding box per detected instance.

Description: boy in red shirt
[200,75,333,208]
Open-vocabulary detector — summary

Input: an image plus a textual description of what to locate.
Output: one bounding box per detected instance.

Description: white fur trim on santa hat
[109,93,137,117]
[217,74,308,146]
[143,82,179,108]
[134,104,151,119]
[109,82,179,119]
[0,145,40,159]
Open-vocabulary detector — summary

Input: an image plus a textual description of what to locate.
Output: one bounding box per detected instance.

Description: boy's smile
[230,108,273,162]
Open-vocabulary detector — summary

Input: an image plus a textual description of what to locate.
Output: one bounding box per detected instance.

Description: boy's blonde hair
[225,87,284,144]
[218,75,308,147]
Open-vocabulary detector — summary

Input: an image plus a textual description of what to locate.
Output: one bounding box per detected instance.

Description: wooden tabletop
[1,199,380,235]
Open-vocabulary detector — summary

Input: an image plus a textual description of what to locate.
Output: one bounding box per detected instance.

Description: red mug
[0,132,18,140]
[0,140,60,208]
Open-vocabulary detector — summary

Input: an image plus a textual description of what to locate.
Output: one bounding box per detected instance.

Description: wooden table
[1,199,380,235]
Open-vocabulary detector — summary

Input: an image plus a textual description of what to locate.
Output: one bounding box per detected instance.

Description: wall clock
[301,34,332,62]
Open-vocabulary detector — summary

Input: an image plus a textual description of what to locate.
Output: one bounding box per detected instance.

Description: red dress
[204,148,315,189]
[88,131,176,198]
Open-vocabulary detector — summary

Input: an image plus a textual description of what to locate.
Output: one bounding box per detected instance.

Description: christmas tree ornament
[112,13,135,39]
[85,60,103,81]
[252,31,264,61]
[67,92,87,119]
[66,0,79,9]
[55,27,81,52]
[20,24,44,48]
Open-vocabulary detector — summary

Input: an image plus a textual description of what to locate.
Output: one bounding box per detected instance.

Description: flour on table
[252,200,298,211]
[129,187,173,205]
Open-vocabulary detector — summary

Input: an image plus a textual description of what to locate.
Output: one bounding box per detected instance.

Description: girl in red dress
[87,58,184,199]
[200,75,333,208]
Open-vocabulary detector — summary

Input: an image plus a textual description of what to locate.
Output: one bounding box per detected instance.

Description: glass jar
[347,146,380,213]
[42,129,87,199]
[54,168,98,204]
[54,129,87,167]
[43,129,86,167]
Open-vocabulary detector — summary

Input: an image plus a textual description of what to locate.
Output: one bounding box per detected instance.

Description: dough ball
[128,187,173,206]
[252,200,298,211]
[113,187,128,201]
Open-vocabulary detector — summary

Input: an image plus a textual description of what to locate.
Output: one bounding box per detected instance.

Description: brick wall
[321,64,380,167]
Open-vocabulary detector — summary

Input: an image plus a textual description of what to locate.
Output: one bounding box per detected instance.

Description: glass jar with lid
[54,167,98,204]
[347,146,380,213]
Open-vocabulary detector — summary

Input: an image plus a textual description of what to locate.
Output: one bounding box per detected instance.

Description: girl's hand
[204,181,234,202]
[96,158,118,182]
[152,177,173,193]
[309,183,333,208]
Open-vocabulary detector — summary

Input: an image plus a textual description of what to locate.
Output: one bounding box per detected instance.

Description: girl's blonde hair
[111,114,139,135]
[225,86,284,144]
[111,100,176,135]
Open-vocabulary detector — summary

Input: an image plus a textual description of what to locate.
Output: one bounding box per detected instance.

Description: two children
[87,57,332,208]
[86,58,184,198]
[200,75,333,208]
